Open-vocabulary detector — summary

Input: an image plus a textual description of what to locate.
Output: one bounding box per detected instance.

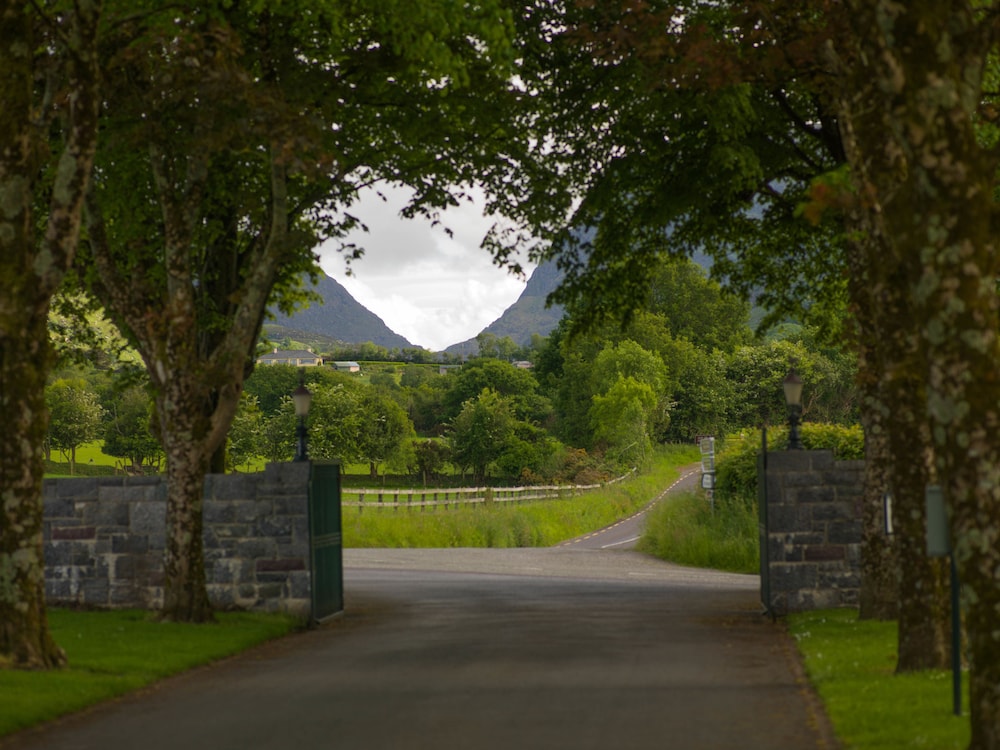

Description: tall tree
[101,383,162,473]
[0,0,101,669]
[487,0,943,670]
[355,390,415,479]
[829,2,1000,744]
[80,0,518,622]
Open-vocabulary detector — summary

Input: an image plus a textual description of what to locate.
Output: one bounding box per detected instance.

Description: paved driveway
[6,547,838,750]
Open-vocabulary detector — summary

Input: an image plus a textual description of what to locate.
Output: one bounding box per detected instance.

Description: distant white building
[332,361,361,373]
[256,348,324,367]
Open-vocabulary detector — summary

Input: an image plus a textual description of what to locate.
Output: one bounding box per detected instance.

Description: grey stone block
[112,534,149,555]
[767,450,821,471]
[110,584,142,607]
[770,563,818,591]
[130,501,166,534]
[210,559,237,584]
[208,585,235,608]
[210,524,250,540]
[237,539,276,559]
[54,477,101,500]
[203,501,231,525]
[257,583,283,601]
[279,538,310,559]
[257,516,292,539]
[289,570,311,599]
[46,579,74,601]
[238,583,257,599]
[783,471,826,488]
[810,501,853,522]
[828,520,862,544]
[275,495,308,516]
[256,572,293,585]
[234,500,265,523]
[81,578,110,606]
[794,486,837,505]
[43,497,76,520]
[147,532,166,552]
[213,475,256,502]
[45,543,75,567]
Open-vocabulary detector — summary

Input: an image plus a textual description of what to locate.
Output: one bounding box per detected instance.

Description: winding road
[4,467,838,750]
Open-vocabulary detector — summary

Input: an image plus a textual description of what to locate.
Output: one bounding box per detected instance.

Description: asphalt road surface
[561,466,702,551]
[4,473,838,750]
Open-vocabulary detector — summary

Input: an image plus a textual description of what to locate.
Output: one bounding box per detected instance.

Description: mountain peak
[267,273,413,350]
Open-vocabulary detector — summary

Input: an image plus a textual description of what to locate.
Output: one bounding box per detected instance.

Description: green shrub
[714,423,863,504]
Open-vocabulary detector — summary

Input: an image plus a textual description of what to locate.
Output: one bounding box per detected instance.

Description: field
[342,444,699,548]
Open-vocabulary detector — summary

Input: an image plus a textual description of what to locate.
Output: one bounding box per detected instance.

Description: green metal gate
[308,460,344,622]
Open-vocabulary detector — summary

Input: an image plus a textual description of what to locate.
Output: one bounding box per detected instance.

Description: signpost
[699,437,716,510]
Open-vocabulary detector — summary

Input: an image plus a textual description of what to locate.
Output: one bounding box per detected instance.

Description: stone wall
[762,450,865,616]
[42,462,315,617]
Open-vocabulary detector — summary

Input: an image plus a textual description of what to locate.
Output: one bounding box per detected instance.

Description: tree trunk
[833,22,951,670]
[847,255,898,621]
[856,415,898,620]
[838,1,999,742]
[0,322,67,669]
[157,382,214,623]
[0,0,100,669]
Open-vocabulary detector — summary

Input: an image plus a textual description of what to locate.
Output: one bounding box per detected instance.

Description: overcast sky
[317,186,534,352]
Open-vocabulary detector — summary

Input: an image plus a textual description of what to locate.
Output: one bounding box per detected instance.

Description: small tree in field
[449,389,516,484]
[413,440,450,486]
[45,379,104,475]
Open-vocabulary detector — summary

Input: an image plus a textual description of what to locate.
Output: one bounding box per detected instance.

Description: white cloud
[318,185,533,351]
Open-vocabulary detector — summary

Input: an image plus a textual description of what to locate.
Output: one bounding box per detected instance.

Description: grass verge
[788,609,970,749]
[343,444,700,548]
[637,490,759,574]
[0,609,301,738]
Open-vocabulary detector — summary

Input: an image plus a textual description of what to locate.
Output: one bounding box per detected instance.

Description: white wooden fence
[343,469,635,511]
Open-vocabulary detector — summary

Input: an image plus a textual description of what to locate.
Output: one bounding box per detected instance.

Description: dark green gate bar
[309,460,344,622]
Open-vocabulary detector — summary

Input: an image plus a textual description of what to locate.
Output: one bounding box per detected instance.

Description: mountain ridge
[265,273,413,350]
[444,260,564,355]
[268,263,565,355]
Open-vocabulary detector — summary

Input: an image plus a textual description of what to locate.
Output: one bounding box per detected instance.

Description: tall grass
[343,444,700,548]
[637,491,759,574]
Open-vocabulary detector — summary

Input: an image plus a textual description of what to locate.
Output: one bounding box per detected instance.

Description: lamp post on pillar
[293,372,312,462]
[783,368,804,450]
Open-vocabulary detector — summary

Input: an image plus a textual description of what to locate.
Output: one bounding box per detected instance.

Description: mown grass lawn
[789,609,970,749]
[0,609,301,737]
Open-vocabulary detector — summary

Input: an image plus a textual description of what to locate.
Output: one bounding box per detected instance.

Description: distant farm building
[332,361,361,373]
[257,349,324,367]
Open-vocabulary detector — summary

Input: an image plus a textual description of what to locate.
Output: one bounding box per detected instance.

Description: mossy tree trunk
[838,1,1000,744]
[0,318,66,669]
[0,0,101,669]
